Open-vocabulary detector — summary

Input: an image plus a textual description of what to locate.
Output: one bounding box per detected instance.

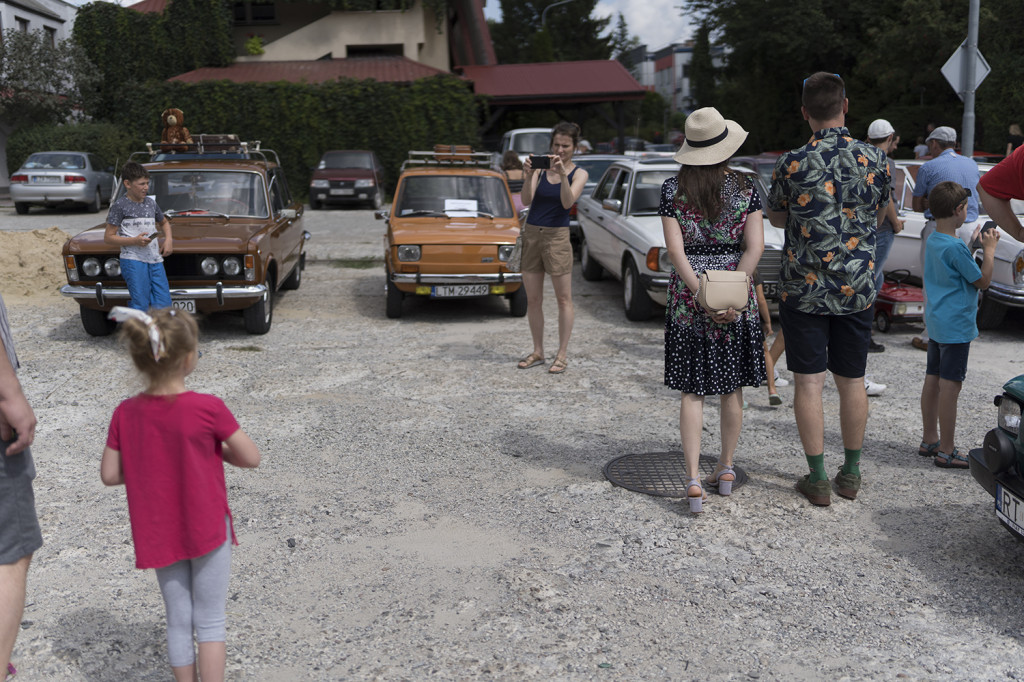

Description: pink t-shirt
[107,391,241,569]
[980,145,1024,201]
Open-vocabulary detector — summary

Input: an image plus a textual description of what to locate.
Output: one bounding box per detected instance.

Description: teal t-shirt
[923,231,982,344]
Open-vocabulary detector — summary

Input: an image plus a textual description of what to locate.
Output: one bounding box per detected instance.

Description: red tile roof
[169,57,448,84]
[457,61,646,104]
[126,0,165,12]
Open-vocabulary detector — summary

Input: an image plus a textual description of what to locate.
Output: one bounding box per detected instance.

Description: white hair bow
[108,307,165,361]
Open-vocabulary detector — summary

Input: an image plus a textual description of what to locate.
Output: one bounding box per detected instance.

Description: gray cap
[926,126,957,144]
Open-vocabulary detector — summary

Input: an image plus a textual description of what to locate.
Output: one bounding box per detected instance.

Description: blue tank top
[528,167,578,227]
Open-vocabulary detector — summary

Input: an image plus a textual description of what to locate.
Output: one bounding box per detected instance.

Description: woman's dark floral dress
[659,172,767,395]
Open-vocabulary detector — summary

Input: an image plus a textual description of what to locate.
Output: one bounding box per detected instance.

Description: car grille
[330,180,355,190]
[757,246,782,284]
[71,254,245,281]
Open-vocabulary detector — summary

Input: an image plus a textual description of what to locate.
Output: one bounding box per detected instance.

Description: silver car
[9,151,115,214]
[576,157,784,321]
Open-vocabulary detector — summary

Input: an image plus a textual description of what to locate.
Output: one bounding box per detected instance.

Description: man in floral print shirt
[766,72,890,508]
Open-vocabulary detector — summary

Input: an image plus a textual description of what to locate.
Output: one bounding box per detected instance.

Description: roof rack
[401,145,493,170]
[129,134,282,167]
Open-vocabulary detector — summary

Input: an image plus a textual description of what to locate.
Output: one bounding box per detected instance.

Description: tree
[493,0,613,64]
[610,13,641,68]
[0,29,99,128]
[688,22,715,111]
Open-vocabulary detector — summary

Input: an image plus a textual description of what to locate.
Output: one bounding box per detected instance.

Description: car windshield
[630,171,676,215]
[395,175,514,218]
[512,133,551,155]
[123,170,270,218]
[575,158,616,185]
[320,152,373,170]
[23,153,85,170]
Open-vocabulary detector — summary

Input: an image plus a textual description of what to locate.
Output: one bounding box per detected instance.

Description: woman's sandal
[918,440,940,457]
[687,478,707,513]
[768,392,782,406]
[7,663,16,680]
[704,464,736,496]
[517,352,545,369]
[548,356,568,374]
[934,446,969,469]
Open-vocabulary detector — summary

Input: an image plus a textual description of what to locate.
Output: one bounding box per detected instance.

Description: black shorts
[779,303,872,378]
[926,340,971,382]
[0,441,43,565]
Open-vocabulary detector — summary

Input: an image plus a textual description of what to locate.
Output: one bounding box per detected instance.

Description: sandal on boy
[517,352,544,369]
[934,446,969,469]
[548,357,568,374]
[918,441,939,457]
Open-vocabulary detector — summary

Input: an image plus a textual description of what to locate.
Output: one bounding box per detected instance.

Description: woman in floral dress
[659,108,767,513]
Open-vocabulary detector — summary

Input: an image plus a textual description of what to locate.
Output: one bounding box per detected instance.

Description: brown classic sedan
[61,136,310,335]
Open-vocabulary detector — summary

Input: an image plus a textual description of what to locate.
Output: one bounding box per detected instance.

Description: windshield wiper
[165,209,230,219]
[401,210,446,217]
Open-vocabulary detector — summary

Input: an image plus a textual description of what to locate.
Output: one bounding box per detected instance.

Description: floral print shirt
[767,127,890,315]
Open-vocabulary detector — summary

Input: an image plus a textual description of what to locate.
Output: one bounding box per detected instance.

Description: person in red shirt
[977,144,1024,242]
[101,307,260,682]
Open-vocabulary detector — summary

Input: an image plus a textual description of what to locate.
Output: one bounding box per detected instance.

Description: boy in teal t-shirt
[919,181,998,468]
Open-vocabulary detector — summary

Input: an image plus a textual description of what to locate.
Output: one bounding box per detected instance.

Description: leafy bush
[7,122,145,174]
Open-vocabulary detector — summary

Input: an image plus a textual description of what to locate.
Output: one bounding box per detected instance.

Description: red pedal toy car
[874,270,924,333]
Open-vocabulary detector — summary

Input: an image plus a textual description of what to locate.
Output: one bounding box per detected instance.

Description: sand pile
[0,227,72,300]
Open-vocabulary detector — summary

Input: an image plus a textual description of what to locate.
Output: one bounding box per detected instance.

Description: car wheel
[874,311,890,333]
[508,285,527,317]
[243,277,274,334]
[580,235,603,281]
[280,253,303,290]
[14,202,29,215]
[371,190,383,210]
[310,197,322,210]
[623,258,653,321]
[87,188,102,213]
[385,275,404,319]
[80,307,116,336]
[977,290,1007,330]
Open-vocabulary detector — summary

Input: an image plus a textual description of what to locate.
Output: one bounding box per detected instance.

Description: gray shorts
[0,440,43,565]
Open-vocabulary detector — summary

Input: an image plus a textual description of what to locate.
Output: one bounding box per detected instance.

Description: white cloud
[483,0,692,51]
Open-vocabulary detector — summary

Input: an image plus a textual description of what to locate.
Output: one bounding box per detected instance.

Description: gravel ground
[4,203,1024,681]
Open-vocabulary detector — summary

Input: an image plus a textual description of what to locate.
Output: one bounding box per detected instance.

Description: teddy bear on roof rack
[160,108,193,152]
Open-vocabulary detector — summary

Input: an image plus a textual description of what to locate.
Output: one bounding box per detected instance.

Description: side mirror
[602,198,623,212]
[518,207,530,224]
[281,208,297,219]
[374,210,389,221]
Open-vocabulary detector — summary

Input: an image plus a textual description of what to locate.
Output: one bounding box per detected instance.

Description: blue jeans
[874,228,894,291]
[120,259,172,311]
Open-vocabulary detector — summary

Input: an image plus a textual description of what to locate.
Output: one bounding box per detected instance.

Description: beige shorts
[521,224,573,276]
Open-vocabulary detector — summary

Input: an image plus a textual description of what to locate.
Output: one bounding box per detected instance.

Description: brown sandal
[548,357,568,374]
[517,352,545,369]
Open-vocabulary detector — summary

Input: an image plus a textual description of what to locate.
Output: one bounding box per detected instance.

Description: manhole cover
[603,451,748,497]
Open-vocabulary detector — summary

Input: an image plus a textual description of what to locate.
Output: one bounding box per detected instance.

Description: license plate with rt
[996,484,1024,536]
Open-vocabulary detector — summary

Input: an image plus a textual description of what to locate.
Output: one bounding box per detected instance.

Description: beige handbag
[507,235,523,273]
[696,270,750,313]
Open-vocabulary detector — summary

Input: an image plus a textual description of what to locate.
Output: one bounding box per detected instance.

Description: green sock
[843,448,862,476]
[806,453,827,482]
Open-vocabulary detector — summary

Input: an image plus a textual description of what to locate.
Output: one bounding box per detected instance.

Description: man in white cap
[910,125,982,349]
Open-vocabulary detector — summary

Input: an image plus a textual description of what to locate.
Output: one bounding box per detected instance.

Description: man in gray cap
[910,125,982,348]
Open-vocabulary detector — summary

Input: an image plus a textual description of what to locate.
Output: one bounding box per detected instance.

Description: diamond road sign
[942,40,991,101]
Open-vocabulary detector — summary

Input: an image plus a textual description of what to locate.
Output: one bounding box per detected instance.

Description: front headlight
[397,245,421,261]
[200,256,220,275]
[1013,249,1024,286]
[311,179,329,189]
[498,245,515,262]
[104,258,121,277]
[354,179,375,188]
[894,303,907,315]
[999,395,1021,436]
[222,257,242,276]
[82,257,101,277]
[645,247,670,272]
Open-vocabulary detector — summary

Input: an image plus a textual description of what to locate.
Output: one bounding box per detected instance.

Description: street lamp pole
[541,0,577,29]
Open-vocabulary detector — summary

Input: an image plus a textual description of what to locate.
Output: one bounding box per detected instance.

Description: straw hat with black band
[673,107,748,166]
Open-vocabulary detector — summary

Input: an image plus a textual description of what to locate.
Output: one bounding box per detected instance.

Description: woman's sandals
[517,352,544,369]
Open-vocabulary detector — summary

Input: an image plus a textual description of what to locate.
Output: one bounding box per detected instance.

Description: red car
[309,150,384,210]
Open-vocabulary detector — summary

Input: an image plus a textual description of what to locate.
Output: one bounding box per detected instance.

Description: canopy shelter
[457,61,648,152]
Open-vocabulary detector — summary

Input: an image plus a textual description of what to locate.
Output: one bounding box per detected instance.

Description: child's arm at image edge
[101,446,124,486]
[222,429,260,468]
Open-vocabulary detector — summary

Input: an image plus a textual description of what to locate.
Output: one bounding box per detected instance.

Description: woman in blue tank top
[515,122,589,374]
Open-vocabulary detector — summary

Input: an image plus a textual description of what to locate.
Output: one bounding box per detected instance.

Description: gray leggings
[154,518,232,667]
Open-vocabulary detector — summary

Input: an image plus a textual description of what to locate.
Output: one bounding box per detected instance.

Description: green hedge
[7,122,145,175]
[104,75,484,197]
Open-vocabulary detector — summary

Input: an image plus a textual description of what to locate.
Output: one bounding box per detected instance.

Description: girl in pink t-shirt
[101,307,260,682]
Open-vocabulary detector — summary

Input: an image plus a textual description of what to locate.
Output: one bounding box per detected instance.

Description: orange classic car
[60,135,309,335]
[377,146,524,319]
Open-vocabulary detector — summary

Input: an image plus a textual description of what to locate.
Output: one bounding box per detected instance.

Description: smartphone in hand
[971,221,996,250]
[528,155,551,170]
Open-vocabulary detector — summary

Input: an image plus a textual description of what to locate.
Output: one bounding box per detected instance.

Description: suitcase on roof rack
[433,144,474,161]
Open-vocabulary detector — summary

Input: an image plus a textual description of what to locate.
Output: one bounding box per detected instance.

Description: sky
[482,0,694,52]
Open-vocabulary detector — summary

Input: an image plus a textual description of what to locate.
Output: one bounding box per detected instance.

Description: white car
[885,161,1024,328]
[576,158,784,320]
